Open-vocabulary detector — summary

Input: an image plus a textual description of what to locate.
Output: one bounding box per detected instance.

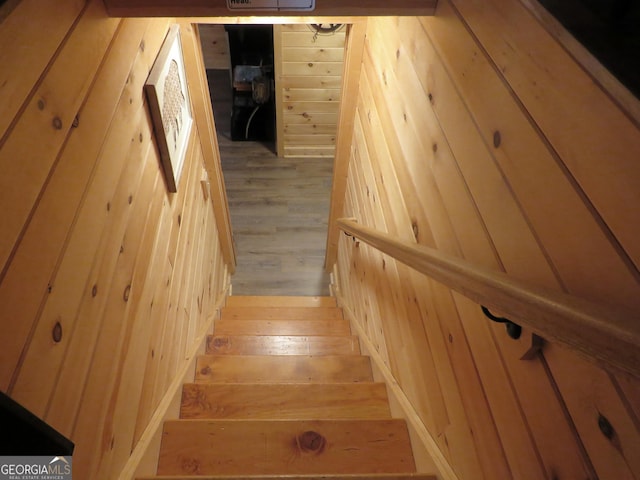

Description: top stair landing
[226,295,337,308]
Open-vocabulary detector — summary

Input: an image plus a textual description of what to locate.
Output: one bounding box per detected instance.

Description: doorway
[197,21,347,295]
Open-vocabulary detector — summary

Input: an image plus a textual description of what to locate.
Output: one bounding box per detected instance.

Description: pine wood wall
[333,2,640,479]
[0,1,231,477]
[199,24,230,70]
[274,24,345,158]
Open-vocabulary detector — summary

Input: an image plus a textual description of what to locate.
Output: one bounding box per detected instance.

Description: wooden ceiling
[103,0,437,17]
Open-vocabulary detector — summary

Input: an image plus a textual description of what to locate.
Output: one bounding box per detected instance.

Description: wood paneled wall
[274,24,345,158]
[199,24,230,70]
[0,1,230,478]
[333,2,640,479]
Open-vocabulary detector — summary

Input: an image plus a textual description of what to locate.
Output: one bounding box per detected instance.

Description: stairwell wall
[0,1,230,478]
[274,23,346,158]
[333,3,640,480]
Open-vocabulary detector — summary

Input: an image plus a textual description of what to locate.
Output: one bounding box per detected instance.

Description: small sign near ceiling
[227,0,315,11]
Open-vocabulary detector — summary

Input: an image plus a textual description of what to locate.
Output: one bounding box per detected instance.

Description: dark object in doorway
[226,25,276,142]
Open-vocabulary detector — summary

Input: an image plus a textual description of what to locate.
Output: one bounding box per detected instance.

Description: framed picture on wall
[145,24,193,193]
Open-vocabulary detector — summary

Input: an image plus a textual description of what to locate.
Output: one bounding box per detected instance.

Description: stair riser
[180,383,391,419]
[221,306,344,321]
[214,319,352,337]
[195,355,373,384]
[207,335,361,356]
[225,295,337,308]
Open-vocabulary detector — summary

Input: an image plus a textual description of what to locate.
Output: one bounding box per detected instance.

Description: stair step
[157,419,416,476]
[138,474,437,479]
[195,355,373,384]
[221,306,344,321]
[214,319,351,337]
[180,383,391,420]
[226,295,337,308]
[207,335,361,356]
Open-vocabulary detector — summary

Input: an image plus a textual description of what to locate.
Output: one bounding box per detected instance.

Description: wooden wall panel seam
[351,110,454,442]
[446,0,640,269]
[0,0,120,281]
[360,51,447,251]
[5,17,160,404]
[65,129,156,478]
[364,18,503,270]
[170,151,208,382]
[518,0,640,127]
[121,178,175,451]
[88,152,166,479]
[0,16,164,395]
[0,0,86,144]
[150,131,202,410]
[132,206,178,444]
[544,343,640,478]
[389,16,562,290]
[17,105,153,427]
[419,5,640,310]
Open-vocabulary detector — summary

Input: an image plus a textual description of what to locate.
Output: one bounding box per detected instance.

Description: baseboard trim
[334,288,458,480]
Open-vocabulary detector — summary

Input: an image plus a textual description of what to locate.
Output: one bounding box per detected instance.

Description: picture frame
[145,24,193,192]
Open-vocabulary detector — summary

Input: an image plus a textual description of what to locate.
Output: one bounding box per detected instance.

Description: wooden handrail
[337,218,640,378]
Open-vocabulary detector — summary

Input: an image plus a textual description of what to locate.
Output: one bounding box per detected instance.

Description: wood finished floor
[208,69,333,296]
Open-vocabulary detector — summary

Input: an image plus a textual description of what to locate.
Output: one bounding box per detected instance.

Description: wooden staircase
[138,296,436,480]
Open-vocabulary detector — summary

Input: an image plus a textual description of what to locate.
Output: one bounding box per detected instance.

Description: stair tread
[157,419,416,476]
[180,382,391,419]
[195,355,373,384]
[221,306,344,321]
[150,297,430,479]
[226,295,337,308]
[139,474,437,479]
[214,319,351,337]
[207,335,361,356]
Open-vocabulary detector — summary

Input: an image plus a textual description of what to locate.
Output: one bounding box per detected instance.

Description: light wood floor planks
[208,69,333,296]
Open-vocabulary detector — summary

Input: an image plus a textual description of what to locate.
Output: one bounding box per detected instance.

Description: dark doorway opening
[203,25,276,151]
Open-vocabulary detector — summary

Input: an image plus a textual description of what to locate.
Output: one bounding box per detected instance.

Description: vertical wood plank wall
[0,1,231,478]
[274,24,345,158]
[199,24,230,70]
[333,2,640,479]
